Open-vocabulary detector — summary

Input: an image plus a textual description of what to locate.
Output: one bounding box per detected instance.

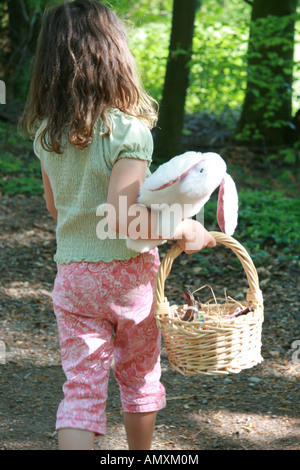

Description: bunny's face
[179,153,227,200]
[139,151,227,207]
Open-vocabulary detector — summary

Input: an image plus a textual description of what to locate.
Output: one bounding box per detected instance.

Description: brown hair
[22,0,158,153]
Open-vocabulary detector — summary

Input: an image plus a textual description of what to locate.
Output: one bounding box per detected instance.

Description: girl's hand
[173,219,216,254]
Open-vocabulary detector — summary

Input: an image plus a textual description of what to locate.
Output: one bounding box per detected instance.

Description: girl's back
[34,109,153,263]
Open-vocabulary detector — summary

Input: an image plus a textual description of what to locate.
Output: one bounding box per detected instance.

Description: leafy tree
[0,0,46,120]
[235,0,298,147]
[154,0,200,161]
[104,0,171,21]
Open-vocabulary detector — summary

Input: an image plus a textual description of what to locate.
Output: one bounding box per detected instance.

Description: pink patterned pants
[52,249,166,436]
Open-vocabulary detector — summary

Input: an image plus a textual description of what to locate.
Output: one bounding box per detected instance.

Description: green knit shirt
[34,109,153,263]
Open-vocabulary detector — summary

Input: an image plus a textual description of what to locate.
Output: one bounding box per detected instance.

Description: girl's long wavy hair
[22,0,158,153]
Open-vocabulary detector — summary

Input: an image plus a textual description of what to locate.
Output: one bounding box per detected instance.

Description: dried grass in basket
[154,231,264,376]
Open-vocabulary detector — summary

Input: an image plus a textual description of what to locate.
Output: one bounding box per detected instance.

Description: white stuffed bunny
[126,151,238,253]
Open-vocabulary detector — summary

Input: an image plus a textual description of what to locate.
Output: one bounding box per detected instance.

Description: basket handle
[155,231,263,308]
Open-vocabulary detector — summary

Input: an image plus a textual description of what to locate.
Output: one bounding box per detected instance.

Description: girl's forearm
[107,203,162,241]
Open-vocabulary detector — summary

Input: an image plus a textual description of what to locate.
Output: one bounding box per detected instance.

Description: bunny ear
[150,160,202,191]
[217,173,238,236]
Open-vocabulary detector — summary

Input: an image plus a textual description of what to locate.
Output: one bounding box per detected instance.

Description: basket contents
[174,288,255,325]
[177,291,202,322]
[226,305,254,319]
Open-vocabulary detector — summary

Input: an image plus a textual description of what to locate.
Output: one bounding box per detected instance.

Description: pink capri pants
[52,249,166,436]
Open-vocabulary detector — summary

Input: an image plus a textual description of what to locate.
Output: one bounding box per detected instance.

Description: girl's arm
[41,163,58,223]
[106,158,155,237]
[106,158,216,254]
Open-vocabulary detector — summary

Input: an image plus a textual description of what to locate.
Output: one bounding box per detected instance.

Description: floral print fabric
[52,249,166,436]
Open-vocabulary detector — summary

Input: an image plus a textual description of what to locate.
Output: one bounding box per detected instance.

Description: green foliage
[127,0,251,123]
[188,21,248,115]
[268,143,300,165]
[0,122,43,195]
[124,0,300,139]
[0,153,23,173]
[2,0,299,133]
[236,13,299,142]
[237,189,299,251]
[203,188,300,265]
[105,0,172,23]
[129,21,170,104]
[0,0,50,102]
[0,176,43,195]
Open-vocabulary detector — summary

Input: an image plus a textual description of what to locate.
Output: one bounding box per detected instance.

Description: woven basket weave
[155,231,264,376]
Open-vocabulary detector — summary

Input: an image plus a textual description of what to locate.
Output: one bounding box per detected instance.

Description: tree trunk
[6,0,29,97]
[153,0,199,162]
[236,0,297,148]
[1,0,43,120]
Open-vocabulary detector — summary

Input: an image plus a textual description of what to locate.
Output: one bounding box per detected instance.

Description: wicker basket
[155,231,264,376]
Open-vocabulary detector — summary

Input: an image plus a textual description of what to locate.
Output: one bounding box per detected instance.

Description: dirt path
[0,195,299,450]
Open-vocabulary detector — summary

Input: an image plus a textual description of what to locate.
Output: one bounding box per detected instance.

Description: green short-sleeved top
[33,109,153,263]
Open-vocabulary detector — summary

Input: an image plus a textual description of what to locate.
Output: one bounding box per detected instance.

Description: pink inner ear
[216,174,238,236]
[217,177,226,233]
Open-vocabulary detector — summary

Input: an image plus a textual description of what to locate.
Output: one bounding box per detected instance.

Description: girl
[22,0,215,450]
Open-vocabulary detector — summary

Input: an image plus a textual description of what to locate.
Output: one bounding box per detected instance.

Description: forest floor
[0,145,299,451]
[0,195,299,452]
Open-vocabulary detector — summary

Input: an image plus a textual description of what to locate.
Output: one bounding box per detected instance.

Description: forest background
[0,0,299,266]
